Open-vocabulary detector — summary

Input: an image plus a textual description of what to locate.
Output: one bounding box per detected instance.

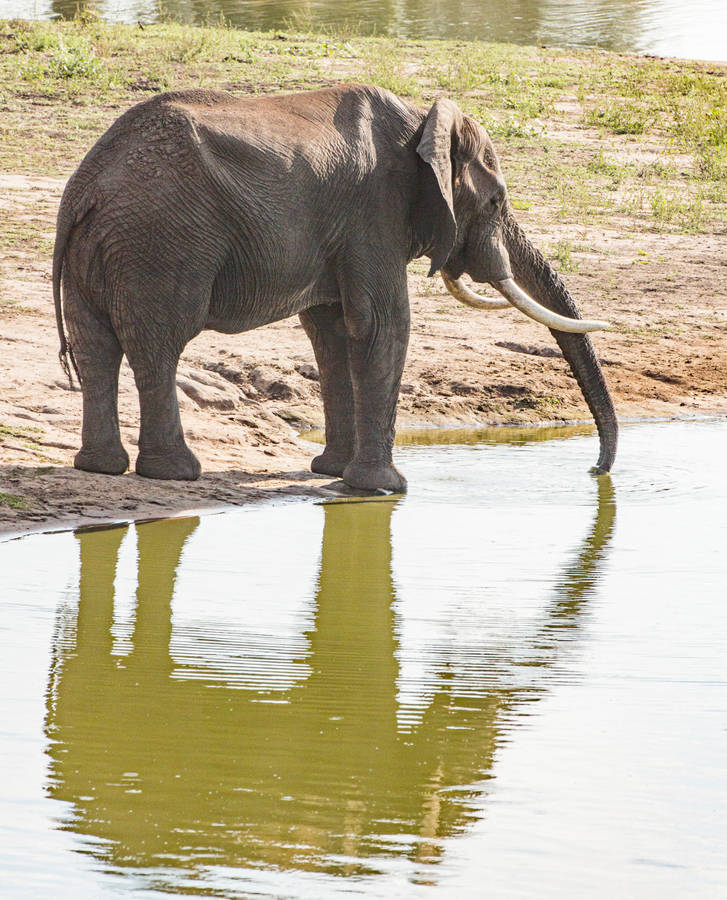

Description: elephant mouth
[441,273,610,334]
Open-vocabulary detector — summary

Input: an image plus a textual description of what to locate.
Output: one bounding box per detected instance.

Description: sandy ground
[1,172,726,537]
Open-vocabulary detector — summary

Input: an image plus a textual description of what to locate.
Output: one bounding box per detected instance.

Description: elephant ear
[416,98,463,276]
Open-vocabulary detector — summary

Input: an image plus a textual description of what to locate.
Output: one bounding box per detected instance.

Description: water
[5,0,727,60]
[1,419,726,898]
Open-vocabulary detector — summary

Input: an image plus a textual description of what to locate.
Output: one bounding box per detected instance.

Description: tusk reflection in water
[44,483,616,890]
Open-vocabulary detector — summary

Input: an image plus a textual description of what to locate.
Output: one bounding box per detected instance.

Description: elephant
[53,83,617,492]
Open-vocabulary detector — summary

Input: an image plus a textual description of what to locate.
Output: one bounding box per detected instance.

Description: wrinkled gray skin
[54,84,617,491]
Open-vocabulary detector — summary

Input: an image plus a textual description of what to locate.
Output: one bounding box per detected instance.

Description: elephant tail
[53,200,81,387]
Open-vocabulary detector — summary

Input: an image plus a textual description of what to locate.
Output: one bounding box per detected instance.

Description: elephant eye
[489,185,506,209]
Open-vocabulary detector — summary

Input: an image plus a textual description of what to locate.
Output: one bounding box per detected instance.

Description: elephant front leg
[299,303,355,477]
[342,276,410,494]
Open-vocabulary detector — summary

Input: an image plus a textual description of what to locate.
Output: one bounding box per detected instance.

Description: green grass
[650,189,705,230]
[0,492,27,509]
[1,217,55,256]
[363,41,421,97]
[0,423,43,437]
[0,423,44,447]
[0,15,725,234]
[547,240,580,273]
[583,101,651,134]
[586,149,632,189]
[619,186,707,232]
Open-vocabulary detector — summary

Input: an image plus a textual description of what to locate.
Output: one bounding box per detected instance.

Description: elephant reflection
[45,480,615,882]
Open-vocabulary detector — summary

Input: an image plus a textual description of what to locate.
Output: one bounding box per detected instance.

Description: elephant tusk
[441,272,512,310]
[492,278,611,333]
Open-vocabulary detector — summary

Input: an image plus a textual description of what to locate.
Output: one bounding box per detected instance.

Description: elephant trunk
[502,212,618,473]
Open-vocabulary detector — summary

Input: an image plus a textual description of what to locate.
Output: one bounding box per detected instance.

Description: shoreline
[0,490,326,544]
[2,413,725,541]
[1,20,726,537]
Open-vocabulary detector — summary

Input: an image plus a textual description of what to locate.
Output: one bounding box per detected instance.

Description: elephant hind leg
[121,355,200,482]
[122,330,202,481]
[109,272,211,482]
[64,285,129,476]
[299,303,355,477]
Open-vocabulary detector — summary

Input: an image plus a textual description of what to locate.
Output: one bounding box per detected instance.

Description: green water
[305,421,596,448]
[12,0,727,61]
[1,420,726,897]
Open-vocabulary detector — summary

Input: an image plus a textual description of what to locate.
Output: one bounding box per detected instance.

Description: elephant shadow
[44,477,616,887]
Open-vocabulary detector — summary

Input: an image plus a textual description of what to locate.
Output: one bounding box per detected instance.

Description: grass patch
[0,17,724,232]
[548,240,580,273]
[621,186,708,232]
[583,101,651,134]
[363,41,421,97]
[1,218,55,256]
[0,423,44,445]
[0,423,43,437]
[586,149,634,191]
[0,492,27,509]
[650,189,705,230]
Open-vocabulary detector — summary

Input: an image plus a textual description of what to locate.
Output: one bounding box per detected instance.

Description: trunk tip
[592,426,617,475]
[590,464,612,476]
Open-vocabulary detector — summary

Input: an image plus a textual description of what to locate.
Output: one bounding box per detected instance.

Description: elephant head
[415,98,618,473]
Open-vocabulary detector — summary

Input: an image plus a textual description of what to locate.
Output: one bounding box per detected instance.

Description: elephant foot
[342,459,407,494]
[74,443,129,476]
[311,449,352,478]
[135,445,201,481]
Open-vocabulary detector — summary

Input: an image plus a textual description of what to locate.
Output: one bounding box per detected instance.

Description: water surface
[7,0,727,60]
[1,419,726,898]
